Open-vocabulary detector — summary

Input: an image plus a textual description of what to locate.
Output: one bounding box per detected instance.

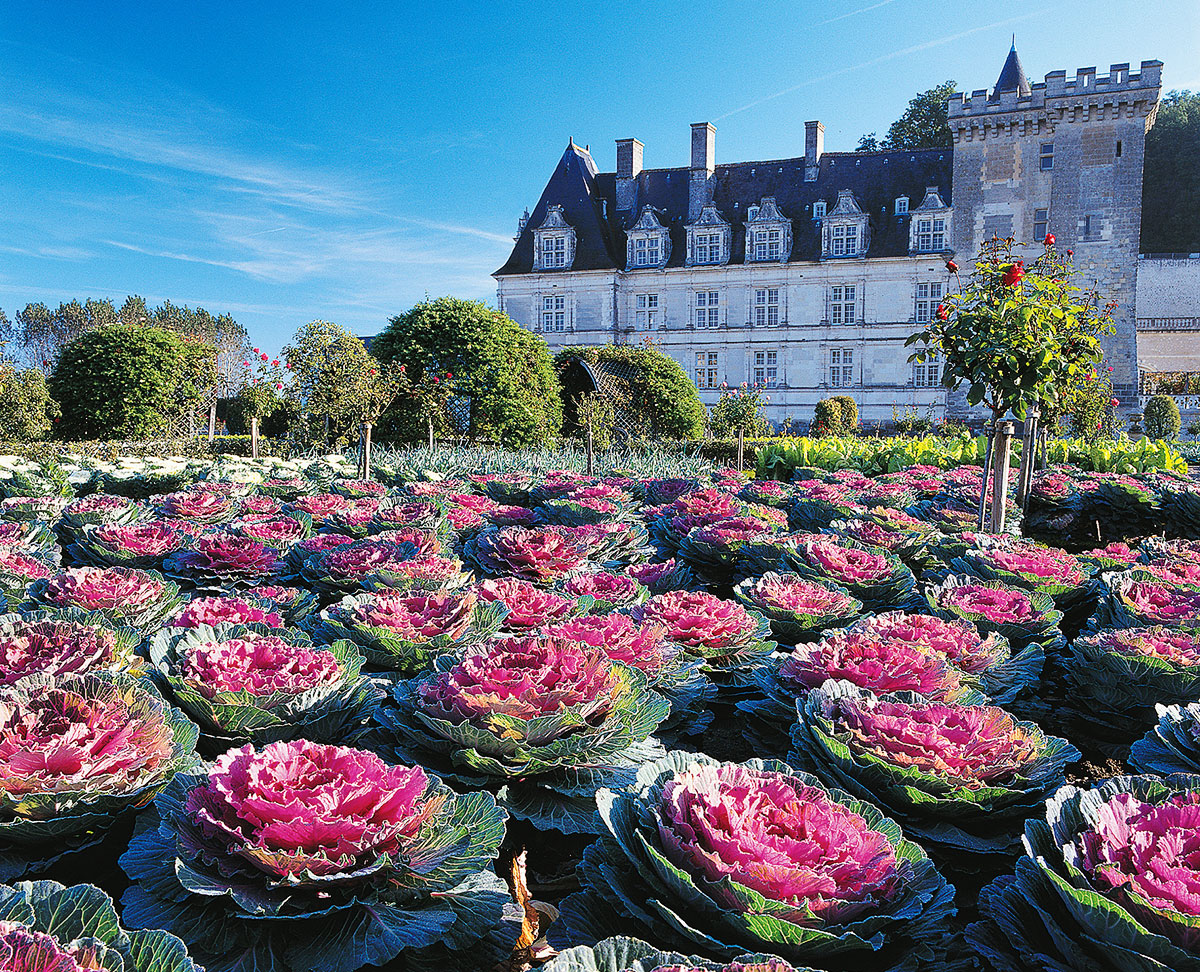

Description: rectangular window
[694,351,720,389]
[1040,142,1054,171]
[753,288,780,327]
[830,285,857,325]
[1033,208,1049,242]
[754,229,782,261]
[912,352,941,388]
[541,236,566,268]
[813,200,827,218]
[915,281,944,323]
[895,196,909,215]
[635,293,659,329]
[753,350,779,387]
[694,291,720,328]
[540,295,566,332]
[915,218,946,252]
[1081,214,1100,240]
[633,236,660,267]
[829,348,855,388]
[694,233,722,264]
[831,224,858,256]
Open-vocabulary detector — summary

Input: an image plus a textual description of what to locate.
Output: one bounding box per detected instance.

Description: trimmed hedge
[1143,394,1182,440]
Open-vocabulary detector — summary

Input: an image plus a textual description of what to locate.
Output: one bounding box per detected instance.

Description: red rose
[253,348,260,353]
[272,359,279,366]
[432,376,439,384]
[446,372,452,379]
[260,353,269,362]
[1044,233,1055,247]
[936,304,949,321]
[945,259,959,273]
[1067,249,1074,257]
[1110,398,1119,408]
[1001,264,1026,287]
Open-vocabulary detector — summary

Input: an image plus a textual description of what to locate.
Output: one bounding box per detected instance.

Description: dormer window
[533,205,576,271]
[908,187,951,254]
[821,189,869,259]
[813,200,827,219]
[895,196,909,215]
[625,206,671,270]
[745,196,792,263]
[686,205,731,267]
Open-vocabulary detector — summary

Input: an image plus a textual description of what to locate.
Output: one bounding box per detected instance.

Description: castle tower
[948,47,1162,406]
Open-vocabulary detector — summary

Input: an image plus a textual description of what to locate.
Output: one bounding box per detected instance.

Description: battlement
[948,59,1162,119]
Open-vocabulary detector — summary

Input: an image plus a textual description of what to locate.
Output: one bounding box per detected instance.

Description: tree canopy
[373,297,562,448]
[1141,90,1200,254]
[858,80,957,152]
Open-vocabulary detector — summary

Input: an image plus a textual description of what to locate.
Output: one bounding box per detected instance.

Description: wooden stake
[207,402,216,441]
[250,416,260,459]
[585,409,595,477]
[990,421,1014,534]
[737,426,745,473]
[977,423,996,532]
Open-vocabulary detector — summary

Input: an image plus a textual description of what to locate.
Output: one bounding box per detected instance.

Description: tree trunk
[990,421,1015,533]
[358,422,373,480]
[976,421,996,532]
[427,415,435,451]
[250,417,260,460]
[737,426,745,473]
[207,402,216,442]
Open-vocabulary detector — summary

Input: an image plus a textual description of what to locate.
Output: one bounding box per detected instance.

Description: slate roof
[992,43,1031,99]
[495,144,953,275]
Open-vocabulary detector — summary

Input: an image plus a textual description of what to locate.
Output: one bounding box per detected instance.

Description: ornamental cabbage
[69,520,185,570]
[553,752,954,968]
[969,775,1200,972]
[311,588,504,673]
[120,739,510,972]
[557,568,647,612]
[0,880,200,972]
[464,525,589,583]
[0,610,142,684]
[1131,702,1200,776]
[0,673,198,879]
[792,680,1078,857]
[544,938,813,972]
[780,536,919,612]
[733,571,861,645]
[25,567,183,632]
[925,574,1066,655]
[168,595,283,630]
[630,590,775,680]
[147,624,380,751]
[300,536,419,600]
[163,534,283,594]
[373,636,668,833]
[477,576,591,632]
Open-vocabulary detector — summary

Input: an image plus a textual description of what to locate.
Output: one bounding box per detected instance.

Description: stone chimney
[805,120,824,182]
[615,138,643,212]
[689,122,715,221]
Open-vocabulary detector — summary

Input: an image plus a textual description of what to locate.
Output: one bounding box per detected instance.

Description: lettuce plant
[969,775,1200,972]
[0,880,200,972]
[69,520,185,570]
[0,610,142,684]
[311,588,505,673]
[120,739,510,972]
[1061,626,1200,752]
[793,680,1078,858]
[147,624,380,750]
[0,672,198,879]
[464,525,589,583]
[553,752,954,968]
[733,571,861,645]
[164,534,284,594]
[477,577,590,633]
[25,567,183,632]
[373,636,668,833]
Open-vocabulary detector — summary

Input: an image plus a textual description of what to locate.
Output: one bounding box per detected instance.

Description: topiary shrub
[1143,394,1182,440]
[555,344,705,441]
[0,364,59,440]
[813,398,844,436]
[49,325,215,440]
[832,395,859,432]
[373,298,562,448]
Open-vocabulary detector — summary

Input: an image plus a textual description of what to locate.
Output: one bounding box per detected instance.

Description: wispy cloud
[714,10,1047,121]
[815,0,902,27]
[397,216,515,245]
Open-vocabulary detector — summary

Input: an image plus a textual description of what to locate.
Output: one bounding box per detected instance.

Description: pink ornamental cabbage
[1143,559,1200,590]
[159,491,236,524]
[469,526,588,582]
[376,526,444,558]
[1083,542,1141,567]
[0,922,105,972]
[180,635,341,699]
[312,539,415,582]
[167,534,283,588]
[546,613,674,678]
[1076,791,1200,947]
[1088,628,1200,668]
[240,494,283,516]
[938,583,1038,625]
[171,596,283,629]
[476,577,578,630]
[634,590,760,653]
[977,543,1086,587]
[232,517,309,547]
[287,493,350,522]
[0,549,52,584]
[446,506,485,530]
[184,739,435,878]
[418,637,618,724]
[851,612,1005,676]
[333,590,474,642]
[739,572,857,617]
[656,762,904,923]
[795,539,892,585]
[780,632,965,699]
[0,618,136,685]
[84,520,183,558]
[560,569,643,607]
[39,567,171,618]
[831,695,1040,787]
[1120,581,1200,625]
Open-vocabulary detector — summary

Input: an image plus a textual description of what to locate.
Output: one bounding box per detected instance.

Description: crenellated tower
[948,46,1162,405]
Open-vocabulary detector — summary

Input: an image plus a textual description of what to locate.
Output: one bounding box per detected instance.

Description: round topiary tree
[372,298,562,448]
[554,343,705,441]
[49,324,215,440]
[1143,393,1182,440]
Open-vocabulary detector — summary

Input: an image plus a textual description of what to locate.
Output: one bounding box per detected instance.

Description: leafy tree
[1142,90,1200,253]
[908,237,1116,422]
[49,325,217,439]
[710,384,770,438]
[374,298,562,448]
[284,320,407,447]
[858,80,957,151]
[554,342,705,442]
[0,362,58,440]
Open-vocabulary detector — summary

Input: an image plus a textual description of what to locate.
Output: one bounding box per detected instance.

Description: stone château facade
[493,47,1163,426]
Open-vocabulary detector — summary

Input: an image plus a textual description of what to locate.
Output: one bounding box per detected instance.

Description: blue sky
[1,0,1196,353]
